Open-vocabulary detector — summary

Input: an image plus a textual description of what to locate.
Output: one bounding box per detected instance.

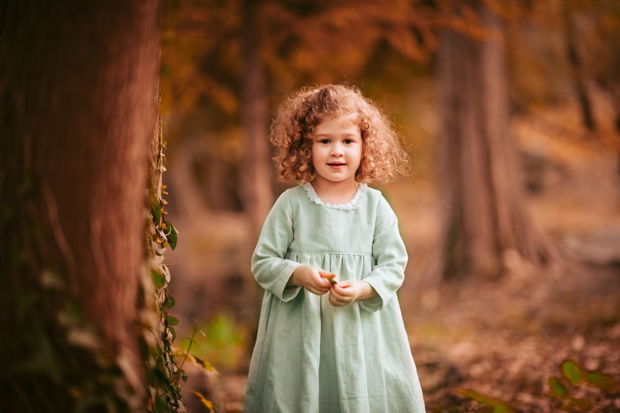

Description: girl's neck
[310,178,360,205]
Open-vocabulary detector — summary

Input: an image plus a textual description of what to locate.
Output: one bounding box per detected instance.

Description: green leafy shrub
[456,358,618,412]
[456,388,514,412]
[178,314,248,372]
[548,359,618,411]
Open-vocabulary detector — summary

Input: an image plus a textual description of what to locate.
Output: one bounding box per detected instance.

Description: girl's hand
[329,280,374,307]
[289,265,332,295]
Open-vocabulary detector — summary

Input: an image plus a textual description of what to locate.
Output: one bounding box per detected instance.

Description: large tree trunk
[240,0,273,323]
[436,2,553,279]
[241,0,273,236]
[1,1,160,410]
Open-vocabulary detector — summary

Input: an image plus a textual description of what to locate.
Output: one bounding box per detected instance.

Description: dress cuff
[275,260,302,302]
[358,276,388,312]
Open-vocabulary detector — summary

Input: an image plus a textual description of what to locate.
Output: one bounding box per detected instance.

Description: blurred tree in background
[436,0,555,279]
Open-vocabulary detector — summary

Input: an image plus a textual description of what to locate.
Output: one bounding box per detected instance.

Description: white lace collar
[302,182,366,210]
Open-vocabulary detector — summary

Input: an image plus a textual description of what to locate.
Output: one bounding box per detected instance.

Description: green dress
[244,184,425,413]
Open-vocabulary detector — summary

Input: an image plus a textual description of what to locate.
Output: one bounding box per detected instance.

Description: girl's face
[311,113,362,186]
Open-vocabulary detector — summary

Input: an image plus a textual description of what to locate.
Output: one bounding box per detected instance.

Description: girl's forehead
[315,112,360,130]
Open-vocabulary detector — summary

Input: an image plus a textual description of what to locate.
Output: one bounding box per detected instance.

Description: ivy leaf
[584,372,617,393]
[167,316,179,326]
[457,389,499,405]
[167,222,178,250]
[151,200,162,223]
[564,396,593,410]
[163,295,176,309]
[457,389,514,412]
[493,405,512,413]
[561,360,582,385]
[151,270,166,289]
[548,376,567,397]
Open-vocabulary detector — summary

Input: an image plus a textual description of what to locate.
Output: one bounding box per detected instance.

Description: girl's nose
[330,142,344,156]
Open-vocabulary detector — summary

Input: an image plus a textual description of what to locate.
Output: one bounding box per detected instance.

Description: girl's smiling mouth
[327,162,347,167]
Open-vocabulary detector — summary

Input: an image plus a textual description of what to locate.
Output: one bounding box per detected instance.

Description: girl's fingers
[306,284,318,294]
[317,276,334,290]
[313,272,332,288]
[319,284,332,293]
[332,285,345,295]
[336,287,354,300]
[331,298,343,307]
[329,294,346,306]
[333,283,353,298]
[329,288,343,300]
[329,289,352,306]
[308,283,331,295]
[331,297,350,306]
[317,278,332,288]
[315,280,332,292]
[337,280,352,288]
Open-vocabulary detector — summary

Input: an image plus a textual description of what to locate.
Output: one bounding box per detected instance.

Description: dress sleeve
[251,192,302,302]
[359,196,408,312]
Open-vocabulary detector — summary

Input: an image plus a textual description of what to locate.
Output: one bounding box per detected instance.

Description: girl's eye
[344,139,354,144]
[319,139,330,144]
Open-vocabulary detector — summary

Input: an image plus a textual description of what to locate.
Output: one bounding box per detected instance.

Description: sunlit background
[160,1,620,411]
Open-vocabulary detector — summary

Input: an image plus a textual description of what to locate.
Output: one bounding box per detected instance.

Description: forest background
[2,0,620,412]
[162,0,620,411]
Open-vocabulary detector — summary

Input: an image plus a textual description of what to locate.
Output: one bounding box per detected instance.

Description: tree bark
[436,2,553,279]
[562,4,597,133]
[240,0,274,324]
[241,0,273,237]
[1,1,160,410]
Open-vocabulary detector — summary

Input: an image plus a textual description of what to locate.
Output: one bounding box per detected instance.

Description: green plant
[178,314,248,372]
[142,107,187,412]
[455,357,618,413]
[174,325,218,412]
[456,388,514,413]
[143,111,218,412]
[548,359,618,412]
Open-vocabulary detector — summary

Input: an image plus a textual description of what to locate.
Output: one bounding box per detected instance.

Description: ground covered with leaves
[405,261,620,412]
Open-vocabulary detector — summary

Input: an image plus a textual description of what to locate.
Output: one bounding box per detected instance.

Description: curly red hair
[270,84,410,184]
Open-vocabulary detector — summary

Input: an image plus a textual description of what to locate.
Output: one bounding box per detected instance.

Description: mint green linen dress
[244,184,425,413]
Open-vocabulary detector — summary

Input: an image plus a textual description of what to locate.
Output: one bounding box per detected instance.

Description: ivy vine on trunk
[143,97,186,412]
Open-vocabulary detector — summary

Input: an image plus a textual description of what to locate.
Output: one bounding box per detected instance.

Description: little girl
[244,85,425,412]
